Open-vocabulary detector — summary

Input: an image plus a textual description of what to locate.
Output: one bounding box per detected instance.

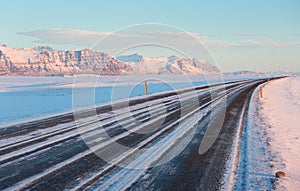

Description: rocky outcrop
[275,171,287,178]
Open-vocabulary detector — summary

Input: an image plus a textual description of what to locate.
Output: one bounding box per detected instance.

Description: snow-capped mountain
[0,45,220,76]
[117,54,219,75]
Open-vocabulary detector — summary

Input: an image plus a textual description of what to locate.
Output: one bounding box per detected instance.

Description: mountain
[0,45,133,76]
[117,54,219,75]
[224,70,262,76]
[0,45,220,76]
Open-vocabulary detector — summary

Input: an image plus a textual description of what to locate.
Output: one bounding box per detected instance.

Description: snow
[233,86,274,191]
[131,56,174,75]
[0,46,36,63]
[259,77,300,190]
[221,101,247,191]
[0,75,247,126]
[221,76,300,191]
[115,54,219,75]
[0,45,221,75]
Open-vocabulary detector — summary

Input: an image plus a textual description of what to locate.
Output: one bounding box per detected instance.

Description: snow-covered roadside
[259,77,300,190]
[223,76,300,191]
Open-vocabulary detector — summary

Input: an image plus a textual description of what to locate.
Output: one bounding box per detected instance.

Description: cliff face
[0,46,220,76]
[0,46,134,76]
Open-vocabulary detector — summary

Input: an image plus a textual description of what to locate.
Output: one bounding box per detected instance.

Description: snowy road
[0,79,275,190]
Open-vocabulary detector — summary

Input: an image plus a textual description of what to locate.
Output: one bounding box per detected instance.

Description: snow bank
[260,77,300,190]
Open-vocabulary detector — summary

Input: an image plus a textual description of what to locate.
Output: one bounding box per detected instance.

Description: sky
[0,0,300,72]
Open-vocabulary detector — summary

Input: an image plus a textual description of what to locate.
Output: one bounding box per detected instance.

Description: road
[0,78,274,191]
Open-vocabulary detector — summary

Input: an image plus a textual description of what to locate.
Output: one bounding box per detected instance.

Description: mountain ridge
[0,45,220,76]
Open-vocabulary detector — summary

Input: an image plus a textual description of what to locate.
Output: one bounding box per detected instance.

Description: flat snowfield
[0,75,250,125]
[261,77,300,190]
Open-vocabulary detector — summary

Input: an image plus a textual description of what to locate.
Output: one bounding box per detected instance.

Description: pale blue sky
[0,0,299,72]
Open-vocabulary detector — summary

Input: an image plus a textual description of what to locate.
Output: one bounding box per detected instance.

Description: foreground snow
[224,76,300,190]
[260,77,300,190]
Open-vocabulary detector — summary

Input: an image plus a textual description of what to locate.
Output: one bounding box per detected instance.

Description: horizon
[0,44,299,74]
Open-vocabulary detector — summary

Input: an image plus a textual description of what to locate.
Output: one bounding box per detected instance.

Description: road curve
[0,78,276,191]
